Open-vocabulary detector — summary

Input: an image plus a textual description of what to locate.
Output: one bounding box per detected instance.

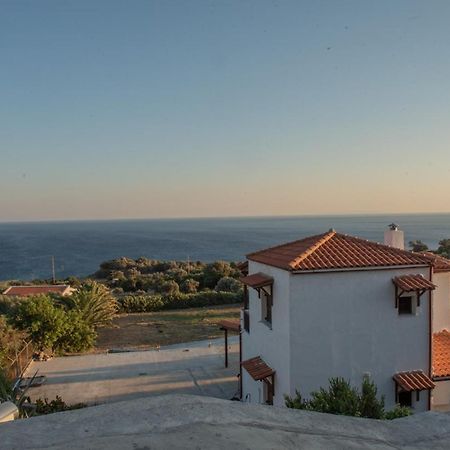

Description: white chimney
[384,223,404,250]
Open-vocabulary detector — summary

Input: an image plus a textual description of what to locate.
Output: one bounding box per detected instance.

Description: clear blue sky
[1,0,450,221]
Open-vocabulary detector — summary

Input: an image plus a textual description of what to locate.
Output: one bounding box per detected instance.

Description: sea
[0,213,449,281]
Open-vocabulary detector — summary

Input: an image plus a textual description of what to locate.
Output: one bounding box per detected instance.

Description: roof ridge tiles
[288,230,336,269]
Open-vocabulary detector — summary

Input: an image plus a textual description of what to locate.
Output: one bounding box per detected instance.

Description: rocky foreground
[1,394,449,449]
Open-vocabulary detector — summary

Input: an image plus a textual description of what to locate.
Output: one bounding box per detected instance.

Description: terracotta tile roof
[393,371,435,392]
[240,273,273,288]
[247,231,430,272]
[3,285,72,296]
[242,356,275,381]
[433,330,450,378]
[392,274,436,292]
[218,319,240,332]
[418,252,450,273]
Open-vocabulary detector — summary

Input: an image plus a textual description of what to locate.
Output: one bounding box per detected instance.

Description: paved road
[24,337,239,406]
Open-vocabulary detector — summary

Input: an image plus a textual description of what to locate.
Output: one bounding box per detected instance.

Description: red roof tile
[419,252,450,273]
[3,285,72,296]
[247,231,430,272]
[392,274,436,292]
[240,273,273,288]
[393,371,435,392]
[433,330,450,378]
[242,356,275,381]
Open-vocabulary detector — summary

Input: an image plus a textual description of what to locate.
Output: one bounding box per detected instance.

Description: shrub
[307,377,361,416]
[159,280,180,296]
[118,290,243,313]
[202,261,235,289]
[13,296,68,351]
[180,278,200,294]
[384,404,412,420]
[285,377,399,420]
[359,376,385,419]
[13,295,95,354]
[34,396,87,415]
[215,276,242,293]
[0,295,26,316]
[119,295,165,313]
[0,316,27,368]
[56,310,96,353]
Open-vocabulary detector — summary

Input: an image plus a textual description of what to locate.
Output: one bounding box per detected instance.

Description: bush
[118,290,243,313]
[215,276,242,293]
[384,404,412,420]
[0,295,26,316]
[0,316,27,368]
[35,396,87,415]
[13,296,68,351]
[285,377,401,420]
[13,295,96,354]
[56,310,97,353]
[180,278,200,294]
[202,261,235,289]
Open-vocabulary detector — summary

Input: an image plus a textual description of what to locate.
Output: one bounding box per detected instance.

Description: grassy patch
[95,304,240,351]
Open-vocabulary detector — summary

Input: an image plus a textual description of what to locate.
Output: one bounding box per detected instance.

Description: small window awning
[393,370,435,392]
[392,275,436,292]
[242,356,275,381]
[240,272,273,289]
[236,261,249,275]
[218,319,240,332]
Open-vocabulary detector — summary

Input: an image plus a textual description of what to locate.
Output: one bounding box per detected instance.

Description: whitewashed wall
[241,261,291,407]
[288,267,431,411]
[433,272,450,332]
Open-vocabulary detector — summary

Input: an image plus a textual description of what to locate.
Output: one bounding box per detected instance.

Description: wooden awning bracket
[395,285,427,308]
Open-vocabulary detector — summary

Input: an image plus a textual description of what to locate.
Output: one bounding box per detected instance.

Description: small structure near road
[2,285,75,297]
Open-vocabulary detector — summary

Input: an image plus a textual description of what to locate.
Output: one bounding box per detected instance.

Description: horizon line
[1,210,450,225]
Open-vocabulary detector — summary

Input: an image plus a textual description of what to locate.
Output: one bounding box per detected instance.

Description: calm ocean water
[0,214,449,281]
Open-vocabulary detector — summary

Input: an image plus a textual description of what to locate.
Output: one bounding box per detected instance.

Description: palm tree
[64,282,117,328]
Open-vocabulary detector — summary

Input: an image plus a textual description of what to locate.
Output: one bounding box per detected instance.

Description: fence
[5,340,34,381]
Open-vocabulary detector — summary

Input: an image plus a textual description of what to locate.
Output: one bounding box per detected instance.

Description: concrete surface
[1,394,450,449]
[23,337,239,405]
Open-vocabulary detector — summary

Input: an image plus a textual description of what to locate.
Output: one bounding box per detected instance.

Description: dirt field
[95,304,240,351]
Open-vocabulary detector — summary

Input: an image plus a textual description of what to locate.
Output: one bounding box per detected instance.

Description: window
[243,286,250,332]
[398,390,412,407]
[261,291,272,325]
[398,296,413,315]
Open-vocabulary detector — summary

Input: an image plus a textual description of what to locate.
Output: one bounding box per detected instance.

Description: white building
[239,227,450,412]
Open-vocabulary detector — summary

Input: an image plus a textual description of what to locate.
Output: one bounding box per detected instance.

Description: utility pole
[187,255,190,274]
[51,256,56,284]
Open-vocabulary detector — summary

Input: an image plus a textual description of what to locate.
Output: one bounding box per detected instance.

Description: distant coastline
[0,213,449,281]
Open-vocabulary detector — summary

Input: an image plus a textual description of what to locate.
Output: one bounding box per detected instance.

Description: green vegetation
[34,396,87,415]
[118,290,242,313]
[285,377,411,420]
[409,240,429,252]
[94,257,242,294]
[0,316,27,369]
[13,295,96,353]
[408,237,450,257]
[62,282,118,328]
[436,239,450,258]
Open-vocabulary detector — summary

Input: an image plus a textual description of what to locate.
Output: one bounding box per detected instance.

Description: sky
[1,0,450,222]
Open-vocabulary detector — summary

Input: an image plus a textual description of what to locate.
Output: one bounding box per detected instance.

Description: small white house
[240,226,450,412]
